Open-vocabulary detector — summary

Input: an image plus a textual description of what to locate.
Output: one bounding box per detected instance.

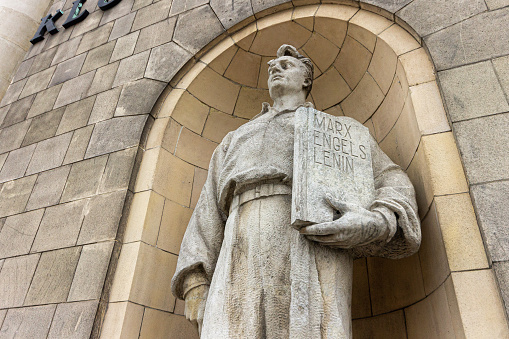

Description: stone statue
[171,45,421,338]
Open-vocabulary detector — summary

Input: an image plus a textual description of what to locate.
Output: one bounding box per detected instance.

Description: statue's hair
[275,44,314,97]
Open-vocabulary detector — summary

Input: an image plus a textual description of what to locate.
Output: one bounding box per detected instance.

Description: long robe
[171,104,421,338]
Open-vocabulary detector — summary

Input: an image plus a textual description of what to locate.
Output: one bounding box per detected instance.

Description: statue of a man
[171,45,421,338]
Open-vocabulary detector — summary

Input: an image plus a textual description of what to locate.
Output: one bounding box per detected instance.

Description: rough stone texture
[76,22,114,55]
[362,0,413,13]
[68,242,115,301]
[397,0,487,37]
[81,41,116,74]
[135,17,177,53]
[211,0,253,30]
[0,175,37,218]
[70,8,103,39]
[56,96,96,135]
[87,61,119,96]
[49,53,87,87]
[47,300,99,339]
[109,12,136,41]
[0,120,31,154]
[114,78,166,116]
[27,84,63,119]
[173,5,225,54]
[425,7,509,70]
[0,78,27,107]
[112,50,150,87]
[110,31,139,63]
[439,61,509,122]
[22,107,65,146]
[0,144,36,183]
[26,165,71,211]
[131,0,172,31]
[25,132,73,175]
[99,147,138,193]
[1,94,35,128]
[0,209,44,259]
[89,87,122,124]
[100,0,135,26]
[494,261,509,316]
[0,254,40,308]
[29,47,58,76]
[454,113,509,184]
[145,42,192,83]
[471,180,509,262]
[493,55,509,97]
[0,305,56,339]
[19,66,56,99]
[53,70,95,108]
[31,199,88,252]
[61,155,109,202]
[24,247,82,305]
[51,36,83,66]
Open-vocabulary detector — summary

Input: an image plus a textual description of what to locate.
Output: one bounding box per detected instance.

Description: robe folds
[171,104,421,339]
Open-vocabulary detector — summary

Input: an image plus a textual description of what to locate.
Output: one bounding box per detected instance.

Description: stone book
[291,107,376,228]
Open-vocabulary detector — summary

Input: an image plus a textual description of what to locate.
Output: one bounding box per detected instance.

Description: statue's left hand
[299,195,389,248]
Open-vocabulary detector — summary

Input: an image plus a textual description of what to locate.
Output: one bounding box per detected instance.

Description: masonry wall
[0,0,507,337]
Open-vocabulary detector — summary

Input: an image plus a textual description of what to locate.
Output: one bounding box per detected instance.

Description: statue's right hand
[184,284,209,335]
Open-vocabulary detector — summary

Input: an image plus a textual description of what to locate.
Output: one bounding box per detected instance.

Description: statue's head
[268,45,314,99]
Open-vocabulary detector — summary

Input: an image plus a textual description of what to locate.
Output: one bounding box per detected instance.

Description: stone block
[494,261,509,316]
[170,90,209,134]
[455,113,509,184]
[368,38,397,94]
[70,8,103,39]
[0,105,7,126]
[109,12,136,41]
[110,31,139,63]
[100,301,144,339]
[135,17,176,54]
[190,167,207,209]
[100,0,135,26]
[76,22,114,55]
[26,165,70,211]
[0,253,40,308]
[56,96,96,135]
[131,0,172,31]
[425,7,509,70]
[132,0,152,11]
[202,109,246,143]
[27,84,63,119]
[81,41,115,74]
[493,55,509,96]
[85,115,148,158]
[335,36,372,89]
[161,118,182,153]
[397,0,486,37]
[47,300,99,339]
[0,78,27,107]
[0,308,5,328]
[28,47,58,76]
[99,147,137,193]
[352,258,371,319]
[471,180,509,262]
[139,309,199,339]
[251,0,289,17]
[25,132,72,175]
[25,247,81,305]
[1,94,35,128]
[173,5,225,54]
[224,48,262,87]
[439,61,509,122]
[12,57,35,83]
[170,0,208,15]
[341,73,384,123]
[112,50,150,87]
[124,190,164,244]
[49,53,87,87]
[0,144,36,183]
[78,190,126,244]
[352,310,407,339]
[485,0,509,9]
[158,199,193,254]
[63,125,95,165]
[61,155,108,202]
[0,175,37,218]
[0,209,44,259]
[0,119,31,154]
[410,81,450,135]
[109,242,140,302]
[31,199,87,252]
[211,0,253,30]
[89,87,122,124]
[54,71,95,109]
[19,66,56,99]
[68,241,114,301]
[114,78,166,116]
[0,305,56,339]
[87,61,119,96]
[51,36,83,66]
[145,41,192,84]
[175,127,217,169]
[23,107,65,146]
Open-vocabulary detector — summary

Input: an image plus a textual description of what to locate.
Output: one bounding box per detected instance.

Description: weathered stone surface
[112,50,150,87]
[24,247,81,305]
[173,5,225,54]
[0,175,37,218]
[78,190,126,244]
[109,12,136,41]
[19,66,56,99]
[397,0,486,37]
[115,78,166,116]
[170,0,208,15]
[425,8,509,70]
[57,95,96,135]
[81,41,116,74]
[23,107,65,146]
[100,0,135,25]
[1,94,35,128]
[132,0,172,31]
[63,125,94,165]
[0,78,27,107]
[26,165,71,211]
[0,305,56,339]
[133,0,152,11]
[76,22,114,55]
[27,84,63,119]
[25,132,72,175]
[211,0,253,29]
[12,57,35,83]
[0,144,36,183]
[0,210,44,259]
[251,0,289,16]
[0,253,40,308]
[47,300,99,339]
[28,47,58,76]
[471,180,509,262]
[87,61,120,96]
[439,61,509,122]
[485,0,509,9]
[51,36,83,66]
[455,113,509,184]
[110,31,139,63]
[31,199,87,252]
[352,311,407,339]
[70,8,103,39]
[0,106,8,126]
[68,241,114,301]
[89,87,122,124]
[361,0,412,13]
[54,70,95,108]
[145,41,192,82]
[494,261,509,316]
[0,120,31,154]
[49,53,87,87]
[61,155,108,202]
[139,309,199,338]
[135,17,177,53]
[493,55,509,96]
[99,147,137,193]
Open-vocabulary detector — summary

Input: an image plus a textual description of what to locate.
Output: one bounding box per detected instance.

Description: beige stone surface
[334,36,372,89]
[109,242,141,302]
[124,190,165,245]
[208,45,238,75]
[139,308,199,339]
[291,5,318,31]
[351,258,371,319]
[350,9,392,35]
[171,91,209,134]
[175,127,218,169]
[47,300,99,338]
[379,23,420,56]
[190,167,207,209]
[233,86,272,119]
[158,199,193,254]
[0,304,56,339]
[372,74,406,141]
[352,310,407,339]
[410,81,451,135]
[368,38,397,94]
[100,302,144,339]
[202,109,246,143]
[406,141,433,218]
[0,175,37,218]
[225,49,261,87]
[161,118,182,154]
[302,33,339,73]
[250,21,311,56]
[341,73,384,123]
[154,149,194,205]
[399,47,435,86]
[314,7,352,47]
[310,67,350,109]
[0,253,40,308]
[0,209,44,259]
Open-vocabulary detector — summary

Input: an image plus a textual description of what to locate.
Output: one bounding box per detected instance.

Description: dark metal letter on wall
[98,0,123,11]
[62,0,90,29]
[30,10,64,44]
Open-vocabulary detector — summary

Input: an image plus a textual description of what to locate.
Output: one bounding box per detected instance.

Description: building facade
[0,0,508,337]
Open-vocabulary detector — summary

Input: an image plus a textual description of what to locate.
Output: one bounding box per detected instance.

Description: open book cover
[291,107,376,228]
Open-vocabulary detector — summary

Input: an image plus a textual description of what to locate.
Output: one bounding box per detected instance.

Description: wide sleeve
[350,136,421,259]
[171,134,231,299]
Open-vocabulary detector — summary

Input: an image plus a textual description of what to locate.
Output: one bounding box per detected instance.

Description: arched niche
[101,4,499,339]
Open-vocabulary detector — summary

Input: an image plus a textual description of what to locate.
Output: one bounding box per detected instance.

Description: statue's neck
[271,92,306,113]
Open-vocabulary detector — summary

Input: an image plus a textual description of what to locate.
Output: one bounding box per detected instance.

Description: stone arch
[100,4,504,338]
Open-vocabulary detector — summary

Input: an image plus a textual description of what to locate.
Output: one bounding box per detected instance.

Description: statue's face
[268,56,309,98]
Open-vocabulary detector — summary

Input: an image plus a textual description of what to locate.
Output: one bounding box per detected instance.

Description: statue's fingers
[325,194,353,213]
[299,222,337,235]
[305,234,342,243]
